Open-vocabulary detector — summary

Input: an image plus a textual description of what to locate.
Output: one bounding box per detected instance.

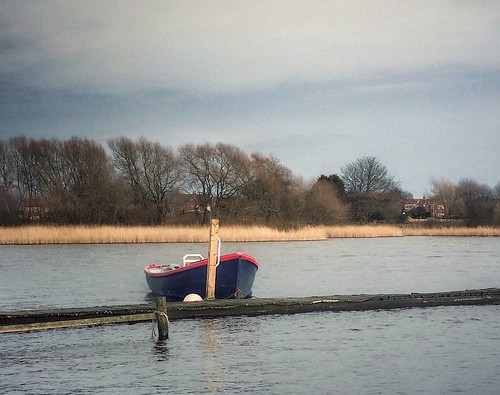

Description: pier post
[155,297,169,340]
[206,218,219,300]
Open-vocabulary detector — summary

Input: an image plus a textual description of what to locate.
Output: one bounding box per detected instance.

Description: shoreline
[1,224,499,245]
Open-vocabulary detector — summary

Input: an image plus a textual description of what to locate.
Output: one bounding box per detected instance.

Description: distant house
[171,192,206,215]
[401,198,446,219]
[22,198,49,221]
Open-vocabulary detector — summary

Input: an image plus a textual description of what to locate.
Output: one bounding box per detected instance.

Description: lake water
[1,237,499,394]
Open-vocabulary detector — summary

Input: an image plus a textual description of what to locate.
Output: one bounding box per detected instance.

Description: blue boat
[144,252,259,301]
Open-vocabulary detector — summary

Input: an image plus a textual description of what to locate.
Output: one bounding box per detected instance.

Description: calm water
[1,237,499,394]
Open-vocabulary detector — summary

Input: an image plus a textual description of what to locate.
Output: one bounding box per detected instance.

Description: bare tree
[109,137,183,224]
[317,174,347,198]
[493,182,500,200]
[178,143,213,223]
[430,178,463,219]
[52,139,125,222]
[237,153,305,226]
[179,142,251,223]
[493,182,500,226]
[8,136,44,222]
[458,178,492,203]
[35,138,65,195]
[339,157,402,223]
[305,178,350,225]
[0,140,15,190]
[137,137,184,223]
[0,140,18,224]
[340,156,398,193]
[458,178,494,226]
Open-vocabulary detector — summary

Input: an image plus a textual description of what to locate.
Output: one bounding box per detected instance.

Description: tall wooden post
[206,218,219,300]
[155,296,169,340]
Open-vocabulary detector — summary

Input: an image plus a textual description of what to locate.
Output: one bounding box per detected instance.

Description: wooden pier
[1,288,499,334]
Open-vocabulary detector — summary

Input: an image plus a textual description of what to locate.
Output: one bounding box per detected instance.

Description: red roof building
[401,198,446,218]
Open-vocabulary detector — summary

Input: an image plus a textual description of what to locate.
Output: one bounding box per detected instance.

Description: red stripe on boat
[144,252,259,278]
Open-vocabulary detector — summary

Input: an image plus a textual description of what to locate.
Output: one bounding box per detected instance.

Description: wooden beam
[155,296,169,340]
[1,289,498,334]
[0,313,154,333]
[205,218,219,300]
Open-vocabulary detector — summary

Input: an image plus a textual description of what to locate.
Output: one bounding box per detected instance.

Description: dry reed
[0,224,499,245]
[401,226,500,237]
[324,225,404,238]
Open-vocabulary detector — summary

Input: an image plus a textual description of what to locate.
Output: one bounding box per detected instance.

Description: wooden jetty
[1,288,499,334]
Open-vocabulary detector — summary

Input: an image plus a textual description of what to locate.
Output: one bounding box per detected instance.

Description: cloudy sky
[1,1,499,197]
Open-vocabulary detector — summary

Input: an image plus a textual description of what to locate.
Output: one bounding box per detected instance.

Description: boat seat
[182,254,204,266]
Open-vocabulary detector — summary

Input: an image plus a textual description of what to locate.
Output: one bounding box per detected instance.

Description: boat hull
[144,252,258,301]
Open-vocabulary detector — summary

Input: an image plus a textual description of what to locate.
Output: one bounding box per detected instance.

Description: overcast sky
[1,1,499,197]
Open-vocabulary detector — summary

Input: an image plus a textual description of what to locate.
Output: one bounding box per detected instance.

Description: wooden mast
[205,218,219,300]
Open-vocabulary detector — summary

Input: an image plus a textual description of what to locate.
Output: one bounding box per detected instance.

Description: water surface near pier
[1,237,499,394]
[1,306,499,394]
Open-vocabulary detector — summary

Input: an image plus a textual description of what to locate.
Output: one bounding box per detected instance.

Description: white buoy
[183,293,202,302]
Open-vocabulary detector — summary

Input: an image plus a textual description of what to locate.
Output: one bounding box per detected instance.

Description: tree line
[0,136,499,227]
[430,178,500,226]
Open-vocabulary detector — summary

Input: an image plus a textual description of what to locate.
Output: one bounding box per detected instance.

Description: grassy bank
[0,224,499,245]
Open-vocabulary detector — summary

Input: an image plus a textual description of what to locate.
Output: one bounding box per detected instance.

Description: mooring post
[155,296,169,340]
[206,218,220,300]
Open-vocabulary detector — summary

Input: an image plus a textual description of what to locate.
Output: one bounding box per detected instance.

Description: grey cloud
[1,1,499,94]
[1,1,499,196]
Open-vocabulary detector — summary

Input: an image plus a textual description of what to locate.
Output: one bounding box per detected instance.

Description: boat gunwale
[144,252,259,278]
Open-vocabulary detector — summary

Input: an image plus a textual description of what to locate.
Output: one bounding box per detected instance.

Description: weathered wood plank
[155,296,169,340]
[1,289,498,334]
[0,313,154,333]
[206,218,219,300]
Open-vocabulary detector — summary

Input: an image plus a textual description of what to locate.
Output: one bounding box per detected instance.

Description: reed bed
[220,225,329,242]
[0,224,499,245]
[0,225,208,245]
[324,225,404,238]
[0,225,330,244]
[401,226,500,237]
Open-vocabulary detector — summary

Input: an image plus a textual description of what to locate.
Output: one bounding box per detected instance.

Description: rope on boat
[221,287,244,300]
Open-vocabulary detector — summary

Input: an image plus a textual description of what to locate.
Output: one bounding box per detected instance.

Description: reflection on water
[200,320,223,392]
[153,339,170,362]
[144,292,158,304]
